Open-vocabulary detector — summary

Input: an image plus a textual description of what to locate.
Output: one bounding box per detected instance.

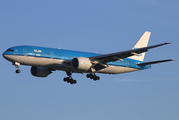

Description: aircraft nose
[2,51,6,58]
[2,51,8,59]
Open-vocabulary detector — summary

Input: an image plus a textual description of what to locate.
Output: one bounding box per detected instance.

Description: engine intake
[72,57,92,71]
[31,66,52,77]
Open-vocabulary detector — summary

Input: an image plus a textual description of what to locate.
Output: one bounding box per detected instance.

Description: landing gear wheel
[67,79,70,83]
[96,76,100,80]
[15,69,21,73]
[73,80,77,84]
[86,73,100,81]
[70,80,74,84]
[89,74,93,79]
[69,79,77,84]
[86,74,90,78]
[63,77,67,82]
[93,76,97,81]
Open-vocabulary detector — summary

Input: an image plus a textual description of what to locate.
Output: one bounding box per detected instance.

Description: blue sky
[0,0,179,120]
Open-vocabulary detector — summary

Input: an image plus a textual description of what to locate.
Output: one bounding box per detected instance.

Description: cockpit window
[6,49,14,52]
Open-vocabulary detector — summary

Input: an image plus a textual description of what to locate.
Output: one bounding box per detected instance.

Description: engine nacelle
[71,57,92,71]
[31,66,52,77]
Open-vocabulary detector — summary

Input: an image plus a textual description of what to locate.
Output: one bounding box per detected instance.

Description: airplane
[2,31,174,84]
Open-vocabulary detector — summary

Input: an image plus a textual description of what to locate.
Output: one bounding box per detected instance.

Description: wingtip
[165,42,171,44]
[170,59,175,61]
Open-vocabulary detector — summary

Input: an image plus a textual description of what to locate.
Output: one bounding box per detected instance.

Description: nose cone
[2,51,13,62]
[2,51,5,57]
[2,51,7,59]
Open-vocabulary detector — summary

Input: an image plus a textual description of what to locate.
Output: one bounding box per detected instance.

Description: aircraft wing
[89,42,171,63]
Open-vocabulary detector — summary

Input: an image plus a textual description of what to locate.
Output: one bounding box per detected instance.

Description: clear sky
[0,0,179,120]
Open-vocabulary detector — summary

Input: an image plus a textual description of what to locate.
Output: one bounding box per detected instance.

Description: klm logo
[134,47,142,56]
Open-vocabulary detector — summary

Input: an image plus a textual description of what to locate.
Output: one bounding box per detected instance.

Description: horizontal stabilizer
[136,59,175,66]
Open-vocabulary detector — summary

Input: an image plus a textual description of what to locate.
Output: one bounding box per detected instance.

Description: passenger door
[23,48,28,56]
[50,51,54,59]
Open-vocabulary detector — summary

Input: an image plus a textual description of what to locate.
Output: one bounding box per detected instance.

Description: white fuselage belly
[4,55,140,74]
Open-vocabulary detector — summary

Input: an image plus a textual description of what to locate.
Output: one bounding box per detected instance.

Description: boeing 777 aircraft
[2,31,174,84]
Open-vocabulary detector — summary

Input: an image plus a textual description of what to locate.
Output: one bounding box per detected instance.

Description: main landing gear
[63,72,100,84]
[63,71,77,84]
[13,62,21,74]
[86,73,100,81]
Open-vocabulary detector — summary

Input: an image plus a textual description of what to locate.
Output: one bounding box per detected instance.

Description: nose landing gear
[13,62,21,74]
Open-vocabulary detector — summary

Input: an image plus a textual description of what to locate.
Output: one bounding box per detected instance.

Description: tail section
[129,31,151,61]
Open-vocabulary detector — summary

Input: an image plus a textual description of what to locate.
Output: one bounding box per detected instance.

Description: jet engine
[31,66,52,77]
[71,57,92,71]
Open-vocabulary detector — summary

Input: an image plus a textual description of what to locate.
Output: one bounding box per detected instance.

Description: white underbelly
[96,65,139,74]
